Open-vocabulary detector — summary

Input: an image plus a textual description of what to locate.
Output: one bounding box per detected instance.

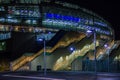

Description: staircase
[47,30,67,47]
[11,32,85,71]
[53,40,99,71]
[97,40,120,60]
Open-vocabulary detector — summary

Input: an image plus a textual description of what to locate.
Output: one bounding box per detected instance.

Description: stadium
[0,0,120,72]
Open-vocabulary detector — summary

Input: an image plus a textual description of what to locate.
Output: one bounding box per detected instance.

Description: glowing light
[7,19,19,23]
[7,15,12,18]
[38,38,43,41]
[33,20,37,24]
[43,19,110,35]
[15,27,19,31]
[0,18,5,22]
[46,13,53,19]
[87,30,92,33]
[46,13,80,22]
[70,47,74,51]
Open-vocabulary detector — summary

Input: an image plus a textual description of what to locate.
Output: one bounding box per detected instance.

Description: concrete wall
[31,47,70,71]
[71,57,82,71]
[31,54,54,71]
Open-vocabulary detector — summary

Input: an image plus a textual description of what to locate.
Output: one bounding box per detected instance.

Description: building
[0,0,119,71]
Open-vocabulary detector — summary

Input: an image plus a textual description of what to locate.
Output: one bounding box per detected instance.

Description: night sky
[60,0,120,40]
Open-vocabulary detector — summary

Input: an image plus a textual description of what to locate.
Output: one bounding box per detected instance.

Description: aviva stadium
[0,0,120,72]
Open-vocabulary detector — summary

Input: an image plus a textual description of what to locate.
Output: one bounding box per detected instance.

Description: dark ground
[0,71,120,80]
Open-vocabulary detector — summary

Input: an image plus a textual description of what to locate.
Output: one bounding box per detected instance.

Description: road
[0,71,120,80]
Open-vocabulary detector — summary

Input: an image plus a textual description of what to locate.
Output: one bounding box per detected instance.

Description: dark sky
[60,0,120,40]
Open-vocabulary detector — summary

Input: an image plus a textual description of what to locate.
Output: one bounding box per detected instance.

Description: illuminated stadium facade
[0,0,119,71]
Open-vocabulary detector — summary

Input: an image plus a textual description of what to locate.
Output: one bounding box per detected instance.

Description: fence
[82,60,120,72]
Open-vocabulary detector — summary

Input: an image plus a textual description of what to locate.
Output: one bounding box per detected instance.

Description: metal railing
[82,59,120,72]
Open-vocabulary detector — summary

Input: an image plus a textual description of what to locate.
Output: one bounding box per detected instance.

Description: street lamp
[43,38,46,76]
[69,47,76,70]
[107,47,110,72]
[104,44,110,72]
[87,30,97,74]
[42,31,51,76]
[70,47,75,52]
[38,37,46,76]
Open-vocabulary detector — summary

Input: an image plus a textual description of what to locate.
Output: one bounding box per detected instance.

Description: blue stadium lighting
[62,15,68,21]
[44,12,111,35]
[46,13,80,22]
[73,17,80,22]
[67,16,72,21]
[46,13,53,19]
[54,14,61,19]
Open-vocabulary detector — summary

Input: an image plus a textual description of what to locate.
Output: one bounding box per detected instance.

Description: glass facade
[0,0,117,72]
[42,6,112,36]
[0,1,114,36]
[0,5,41,26]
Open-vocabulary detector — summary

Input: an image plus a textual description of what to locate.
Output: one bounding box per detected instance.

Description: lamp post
[108,51,109,72]
[38,37,46,76]
[87,30,97,74]
[43,38,46,76]
[43,31,52,76]
[107,47,110,72]
[69,47,75,70]
[93,30,97,74]
[104,44,110,72]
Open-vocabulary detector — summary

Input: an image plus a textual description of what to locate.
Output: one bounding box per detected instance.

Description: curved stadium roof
[0,0,114,38]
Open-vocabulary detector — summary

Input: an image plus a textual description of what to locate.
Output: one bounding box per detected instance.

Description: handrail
[53,41,99,70]
[97,40,115,60]
[11,33,85,71]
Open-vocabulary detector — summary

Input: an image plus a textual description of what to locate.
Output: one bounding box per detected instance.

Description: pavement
[0,71,120,80]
